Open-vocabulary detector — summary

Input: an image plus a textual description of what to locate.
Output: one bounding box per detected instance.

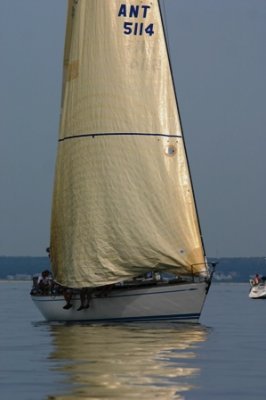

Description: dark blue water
[0,281,265,399]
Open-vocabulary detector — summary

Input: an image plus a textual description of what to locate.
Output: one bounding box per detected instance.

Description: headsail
[50,0,207,288]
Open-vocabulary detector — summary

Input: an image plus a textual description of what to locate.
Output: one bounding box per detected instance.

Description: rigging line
[59,132,182,142]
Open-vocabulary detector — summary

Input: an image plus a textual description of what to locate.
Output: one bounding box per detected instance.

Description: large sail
[50,0,207,288]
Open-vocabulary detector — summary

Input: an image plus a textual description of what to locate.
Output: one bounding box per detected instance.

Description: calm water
[1,281,266,399]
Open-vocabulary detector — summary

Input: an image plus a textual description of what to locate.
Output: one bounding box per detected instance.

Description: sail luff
[158,0,207,259]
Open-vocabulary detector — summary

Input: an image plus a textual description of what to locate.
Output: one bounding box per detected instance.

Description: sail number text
[118,4,155,37]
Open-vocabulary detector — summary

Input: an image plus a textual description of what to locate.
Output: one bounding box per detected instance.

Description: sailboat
[31,0,213,322]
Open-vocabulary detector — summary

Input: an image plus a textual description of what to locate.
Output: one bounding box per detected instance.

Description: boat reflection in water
[48,323,208,399]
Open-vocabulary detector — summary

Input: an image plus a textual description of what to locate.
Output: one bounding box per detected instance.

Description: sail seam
[59,132,182,142]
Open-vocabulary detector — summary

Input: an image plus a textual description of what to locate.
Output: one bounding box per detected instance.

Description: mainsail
[50,0,207,288]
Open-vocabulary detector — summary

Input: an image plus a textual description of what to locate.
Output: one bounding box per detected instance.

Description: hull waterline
[31,281,210,323]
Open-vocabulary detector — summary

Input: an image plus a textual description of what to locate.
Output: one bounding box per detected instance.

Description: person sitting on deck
[77,288,94,311]
[37,270,52,294]
[62,287,74,309]
[62,287,94,311]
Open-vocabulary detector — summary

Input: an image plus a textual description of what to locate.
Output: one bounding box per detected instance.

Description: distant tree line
[0,256,265,282]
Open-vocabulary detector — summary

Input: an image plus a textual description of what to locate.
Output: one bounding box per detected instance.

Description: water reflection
[47,323,208,399]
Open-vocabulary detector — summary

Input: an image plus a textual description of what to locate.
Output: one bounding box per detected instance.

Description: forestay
[50,0,207,288]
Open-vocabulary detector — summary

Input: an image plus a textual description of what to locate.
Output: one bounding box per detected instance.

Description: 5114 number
[123,22,154,36]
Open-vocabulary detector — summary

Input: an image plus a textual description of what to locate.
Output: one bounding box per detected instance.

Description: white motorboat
[249,277,266,299]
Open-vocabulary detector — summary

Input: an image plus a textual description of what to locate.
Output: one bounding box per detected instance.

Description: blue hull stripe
[79,313,201,323]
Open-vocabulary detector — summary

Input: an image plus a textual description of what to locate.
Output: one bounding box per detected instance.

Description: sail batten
[50,0,207,288]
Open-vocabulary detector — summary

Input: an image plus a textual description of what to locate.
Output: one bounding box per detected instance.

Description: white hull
[249,284,266,299]
[31,281,209,323]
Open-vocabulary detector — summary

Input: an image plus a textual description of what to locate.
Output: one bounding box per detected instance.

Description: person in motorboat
[253,273,261,285]
[249,273,262,287]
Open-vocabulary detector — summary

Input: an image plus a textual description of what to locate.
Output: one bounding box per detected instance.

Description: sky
[0,0,265,258]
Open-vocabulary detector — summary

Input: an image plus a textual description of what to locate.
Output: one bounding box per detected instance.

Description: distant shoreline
[0,279,31,283]
[0,256,265,283]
